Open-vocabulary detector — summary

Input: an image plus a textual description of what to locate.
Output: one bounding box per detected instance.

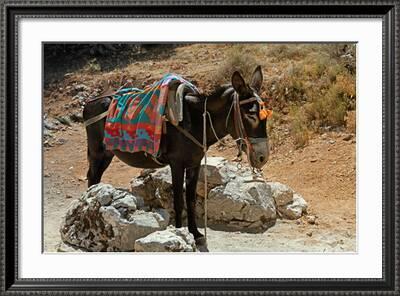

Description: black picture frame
[1,1,398,294]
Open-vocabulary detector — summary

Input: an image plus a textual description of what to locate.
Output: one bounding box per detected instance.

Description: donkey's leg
[185,166,203,239]
[170,163,184,228]
[84,98,114,187]
[87,148,114,187]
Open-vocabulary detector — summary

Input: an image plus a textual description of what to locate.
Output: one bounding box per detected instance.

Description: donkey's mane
[189,84,233,105]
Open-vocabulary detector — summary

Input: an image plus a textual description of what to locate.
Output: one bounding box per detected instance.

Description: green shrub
[304,93,347,128]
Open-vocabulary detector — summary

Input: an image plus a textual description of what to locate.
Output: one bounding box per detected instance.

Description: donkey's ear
[250,65,263,92]
[231,71,247,95]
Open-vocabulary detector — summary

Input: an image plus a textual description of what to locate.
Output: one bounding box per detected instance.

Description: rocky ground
[43,44,356,252]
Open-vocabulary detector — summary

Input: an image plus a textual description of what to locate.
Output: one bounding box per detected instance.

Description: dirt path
[43,123,356,252]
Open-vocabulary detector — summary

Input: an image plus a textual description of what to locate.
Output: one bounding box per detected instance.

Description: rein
[229,92,272,161]
[233,93,253,160]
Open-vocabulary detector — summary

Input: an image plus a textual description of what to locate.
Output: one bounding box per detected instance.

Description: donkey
[83,66,270,244]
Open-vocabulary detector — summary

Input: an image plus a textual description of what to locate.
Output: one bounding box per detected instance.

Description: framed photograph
[1,1,399,294]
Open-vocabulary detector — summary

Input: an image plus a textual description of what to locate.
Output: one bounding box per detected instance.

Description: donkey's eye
[249,103,258,113]
[244,113,260,128]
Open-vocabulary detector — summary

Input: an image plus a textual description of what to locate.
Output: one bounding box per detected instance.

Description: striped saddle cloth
[104,73,197,156]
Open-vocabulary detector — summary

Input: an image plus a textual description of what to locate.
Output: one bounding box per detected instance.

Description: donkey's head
[229,66,270,169]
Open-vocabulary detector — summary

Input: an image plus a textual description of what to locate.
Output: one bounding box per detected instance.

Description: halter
[229,92,273,161]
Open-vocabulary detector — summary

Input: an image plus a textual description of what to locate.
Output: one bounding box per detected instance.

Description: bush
[303,71,355,129]
[267,111,284,151]
[289,106,309,148]
[345,111,356,134]
[214,45,259,84]
[265,44,312,61]
[304,94,347,128]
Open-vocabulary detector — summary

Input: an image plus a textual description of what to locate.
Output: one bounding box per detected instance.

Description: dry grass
[213,45,260,85]
[267,111,285,151]
[209,43,356,149]
[345,111,356,134]
[262,44,356,147]
[289,106,310,148]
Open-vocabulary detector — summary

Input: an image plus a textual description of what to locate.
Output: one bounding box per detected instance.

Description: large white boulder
[134,226,196,252]
[205,178,277,230]
[131,167,175,216]
[60,183,169,251]
[276,193,308,220]
[269,182,294,206]
[129,157,308,231]
[196,157,253,197]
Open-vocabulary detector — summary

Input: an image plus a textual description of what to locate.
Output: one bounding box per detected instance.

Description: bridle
[228,90,272,162]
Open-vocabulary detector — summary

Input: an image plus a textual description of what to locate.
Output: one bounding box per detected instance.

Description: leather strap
[239,97,258,105]
[172,123,204,150]
[233,93,253,157]
[83,110,109,127]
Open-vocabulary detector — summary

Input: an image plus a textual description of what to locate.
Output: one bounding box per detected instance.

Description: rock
[131,166,174,214]
[342,134,353,141]
[69,111,84,123]
[60,183,169,251]
[72,91,90,103]
[277,193,308,220]
[88,183,114,206]
[55,138,67,145]
[78,176,87,182]
[112,195,139,211]
[56,241,84,252]
[306,215,317,225]
[101,207,169,251]
[129,158,308,231]
[269,182,294,206]
[205,178,276,230]
[196,157,253,197]
[134,226,196,252]
[43,128,53,139]
[44,119,60,130]
[329,140,336,144]
[56,116,72,127]
[130,167,202,223]
[69,84,90,97]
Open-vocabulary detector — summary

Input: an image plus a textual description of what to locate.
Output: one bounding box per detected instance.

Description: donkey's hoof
[195,236,206,245]
[195,237,209,252]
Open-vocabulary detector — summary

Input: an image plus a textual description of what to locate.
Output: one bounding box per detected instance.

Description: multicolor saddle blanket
[104,74,197,155]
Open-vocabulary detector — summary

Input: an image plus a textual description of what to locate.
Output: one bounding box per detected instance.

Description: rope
[206,111,225,146]
[203,98,208,244]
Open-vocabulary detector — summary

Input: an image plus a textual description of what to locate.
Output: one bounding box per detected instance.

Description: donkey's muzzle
[248,137,269,169]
